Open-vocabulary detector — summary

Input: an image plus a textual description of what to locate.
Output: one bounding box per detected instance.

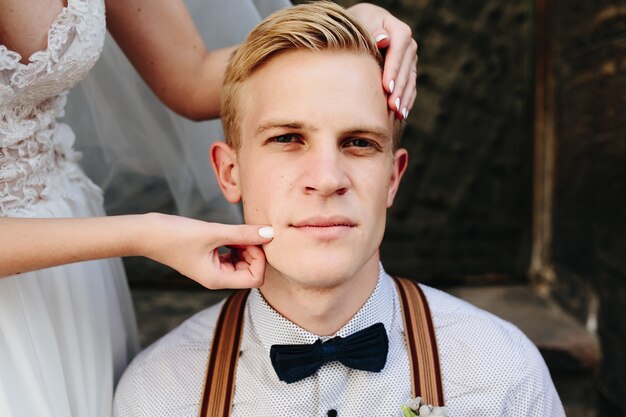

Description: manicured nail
[375,33,389,43]
[258,226,274,239]
[388,79,395,94]
[402,107,408,120]
[395,97,400,111]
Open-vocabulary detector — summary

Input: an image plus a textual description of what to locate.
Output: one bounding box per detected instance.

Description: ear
[210,141,242,203]
[386,148,408,207]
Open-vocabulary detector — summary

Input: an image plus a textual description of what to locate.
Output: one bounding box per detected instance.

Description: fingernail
[402,107,408,120]
[375,33,389,43]
[395,97,401,111]
[388,79,395,94]
[258,226,274,239]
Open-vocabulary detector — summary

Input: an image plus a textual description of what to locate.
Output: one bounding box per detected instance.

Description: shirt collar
[246,264,398,352]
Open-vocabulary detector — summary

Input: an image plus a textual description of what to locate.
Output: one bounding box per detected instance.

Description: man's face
[214,50,407,288]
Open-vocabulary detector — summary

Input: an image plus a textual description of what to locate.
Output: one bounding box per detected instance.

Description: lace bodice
[0,0,105,216]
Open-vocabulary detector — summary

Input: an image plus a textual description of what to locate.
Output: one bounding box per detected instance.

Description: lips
[290,215,357,228]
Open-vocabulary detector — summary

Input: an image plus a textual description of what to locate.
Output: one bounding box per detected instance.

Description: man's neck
[258,255,381,336]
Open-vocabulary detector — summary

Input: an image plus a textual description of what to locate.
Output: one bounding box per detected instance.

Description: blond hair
[221,1,403,150]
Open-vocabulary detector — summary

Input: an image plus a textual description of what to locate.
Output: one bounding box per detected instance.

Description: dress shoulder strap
[393,276,445,406]
[198,289,250,417]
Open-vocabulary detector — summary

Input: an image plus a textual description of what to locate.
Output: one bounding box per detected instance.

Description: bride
[0,0,418,415]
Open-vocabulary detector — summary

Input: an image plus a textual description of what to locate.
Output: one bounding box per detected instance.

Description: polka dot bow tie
[269,322,389,383]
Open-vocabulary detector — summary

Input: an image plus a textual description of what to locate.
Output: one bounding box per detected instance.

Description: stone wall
[551,0,626,411]
[311,0,536,284]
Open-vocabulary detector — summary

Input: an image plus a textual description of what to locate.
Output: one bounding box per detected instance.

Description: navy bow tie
[269,322,389,383]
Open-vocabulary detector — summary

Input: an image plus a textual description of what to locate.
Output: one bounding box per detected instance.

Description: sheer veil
[65,0,291,221]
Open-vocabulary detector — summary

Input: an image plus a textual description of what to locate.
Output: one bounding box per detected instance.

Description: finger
[212,268,265,289]
[408,55,419,114]
[212,223,274,247]
[390,40,418,119]
[235,245,266,281]
[401,55,419,117]
[224,243,267,266]
[406,87,417,118]
[381,22,413,105]
[373,31,390,50]
[218,251,232,264]
[218,245,266,288]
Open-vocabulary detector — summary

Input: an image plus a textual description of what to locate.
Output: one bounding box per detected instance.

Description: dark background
[549,0,626,412]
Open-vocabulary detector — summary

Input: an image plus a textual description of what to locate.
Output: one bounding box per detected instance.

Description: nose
[301,146,351,197]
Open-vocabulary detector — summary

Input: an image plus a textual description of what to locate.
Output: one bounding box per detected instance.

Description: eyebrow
[342,127,391,143]
[256,120,390,142]
[256,121,317,135]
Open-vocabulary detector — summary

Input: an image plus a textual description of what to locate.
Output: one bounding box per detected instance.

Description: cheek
[362,172,392,206]
[239,169,292,225]
[241,188,271,224]
[361,178,392,241]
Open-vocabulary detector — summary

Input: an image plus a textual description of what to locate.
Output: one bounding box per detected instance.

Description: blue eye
[346,139,371,148]
[342,138,384,154]
[272,134,298,143]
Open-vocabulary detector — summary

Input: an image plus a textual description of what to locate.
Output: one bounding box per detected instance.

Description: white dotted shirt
[114,267,565,417]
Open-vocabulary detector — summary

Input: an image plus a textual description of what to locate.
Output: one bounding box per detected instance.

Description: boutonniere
[401,397,448,417]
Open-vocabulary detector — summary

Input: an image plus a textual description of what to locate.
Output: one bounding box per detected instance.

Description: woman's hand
[348,3,418,120]
[0,214,274,289]
[141,213,274,289]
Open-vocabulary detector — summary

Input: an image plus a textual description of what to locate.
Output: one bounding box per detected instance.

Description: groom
[114,2,565,416]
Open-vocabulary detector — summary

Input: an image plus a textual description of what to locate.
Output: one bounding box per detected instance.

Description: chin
[265,245,376,290]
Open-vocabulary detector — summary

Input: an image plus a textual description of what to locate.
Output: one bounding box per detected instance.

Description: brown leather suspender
[199,289,250,417]
[394,277,445,406]
[199,277,444,417]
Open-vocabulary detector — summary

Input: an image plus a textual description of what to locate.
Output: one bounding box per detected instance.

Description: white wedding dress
[0,0,288,416]
[0,1,138,416]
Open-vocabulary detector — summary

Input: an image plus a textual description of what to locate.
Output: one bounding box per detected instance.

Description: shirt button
[327,410,337,417]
